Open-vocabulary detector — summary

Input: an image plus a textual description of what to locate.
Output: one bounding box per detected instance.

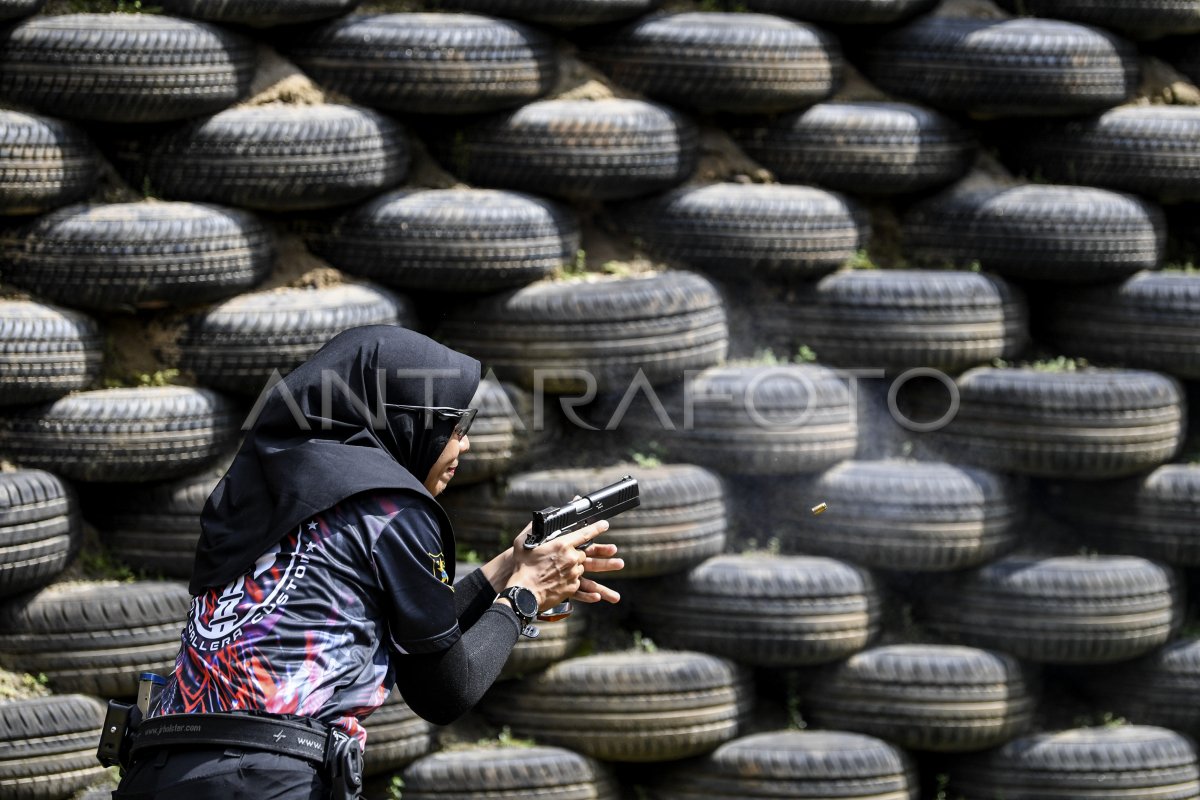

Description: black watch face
[512,587,539,619]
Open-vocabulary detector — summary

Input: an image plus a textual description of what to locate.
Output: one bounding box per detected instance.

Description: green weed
[632,631,658,653]
[631,451,662,469]
[741,536,782,556]
[785,671,806,730]
[79,547,137,583]
[848,249,879,270]
[990,356,1090,372]
[627,440,664,467]
[103,368,181,390]
[489,726,537,748]
[1073,710,1127,728]
[602,260,636,277]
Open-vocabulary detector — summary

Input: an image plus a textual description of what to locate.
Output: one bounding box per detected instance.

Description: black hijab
[190,325,481,594]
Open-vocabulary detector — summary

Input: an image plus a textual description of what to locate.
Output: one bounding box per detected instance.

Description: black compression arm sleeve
[454,568,500,629]
[392,603,520,725]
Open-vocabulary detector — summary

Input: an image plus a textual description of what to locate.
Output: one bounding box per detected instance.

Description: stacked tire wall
[3,0,1200,798]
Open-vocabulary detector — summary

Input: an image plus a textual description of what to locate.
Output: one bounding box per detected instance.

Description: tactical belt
[131,713,332,764]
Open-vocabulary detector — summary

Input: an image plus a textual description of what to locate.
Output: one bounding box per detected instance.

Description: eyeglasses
[387,404,477,440]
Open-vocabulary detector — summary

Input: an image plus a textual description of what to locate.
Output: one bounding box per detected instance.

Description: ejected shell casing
[811,502,828,516]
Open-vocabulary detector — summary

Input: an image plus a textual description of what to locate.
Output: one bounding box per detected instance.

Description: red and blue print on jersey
[154,491,459,744]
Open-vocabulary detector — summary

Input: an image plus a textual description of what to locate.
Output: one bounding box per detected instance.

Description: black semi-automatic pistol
[525,474,639,622]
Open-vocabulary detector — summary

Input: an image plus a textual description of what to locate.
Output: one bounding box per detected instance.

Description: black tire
[614,183,867,280]
[808,644,1035,753]
[431,99,698,201]
[82,458,230,579]
[648,364,859,476]
[920,367,1185,479]
[1,202,274,313]
[1043,464,1200,566]
[504,464,726,579]
[0,14,254,124]
[0,300,102,405]
[401,745,620,800]
[440,482,521,556]
[0,469,78,599]
[1081,638,1200,736]
[637,554,881,667]
[0,0,43,20]
[0,580,190,697]
[779,460,1023,571]
[950,725,1200,800]
[438,271,728,394]
[179,281,417,395]
[996,0,1200,40]
[922,555,1180,665]
[454,379,555,486]
[159,0,361,27]
[0,111,97,216]
[653,730,917,800]
[361,693,434,778]
[441,482,526,557]
[904,184,1165,283]
[433,0,659,28]
[732,101,976,196]
[481,650,751,762]
[1045,271,1200,380]
[1010,107,1200,202]
[580,12,842,114]
[288,13,557,116]
[0,694,107,800]
[436,381,556,489]
[444,463,727,576]
[743,0,936,24]
[312,188,579,293]
[0,386,241,482]
[119,104,409,211]
[862,17,1139,117]
[768,269,1029,372]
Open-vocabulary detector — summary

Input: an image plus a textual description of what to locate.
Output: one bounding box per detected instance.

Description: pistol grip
[537,601,573,622]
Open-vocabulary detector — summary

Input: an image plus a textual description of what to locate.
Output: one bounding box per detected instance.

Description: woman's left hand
[480,522,625,603]
[573,542,624,604]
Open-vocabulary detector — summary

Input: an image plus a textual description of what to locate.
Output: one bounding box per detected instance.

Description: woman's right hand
[508,519,613,611]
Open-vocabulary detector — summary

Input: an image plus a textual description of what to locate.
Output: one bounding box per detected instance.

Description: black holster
[96,700,141,770]
[324,727,363,800]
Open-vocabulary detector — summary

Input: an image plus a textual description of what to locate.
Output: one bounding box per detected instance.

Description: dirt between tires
[1136,57,1200,106]
[260,235,348,292]
[0,665,48,700]
[240,46,349,108]
[102,315,186,387]
[0,284,33,302]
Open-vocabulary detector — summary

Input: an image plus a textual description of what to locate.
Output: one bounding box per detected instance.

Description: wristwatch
[498,586,539,627]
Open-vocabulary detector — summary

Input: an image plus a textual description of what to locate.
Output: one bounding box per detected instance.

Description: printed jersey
[153,490,458,745]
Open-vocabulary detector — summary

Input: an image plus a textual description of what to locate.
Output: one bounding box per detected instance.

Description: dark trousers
[113,745,330,800]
